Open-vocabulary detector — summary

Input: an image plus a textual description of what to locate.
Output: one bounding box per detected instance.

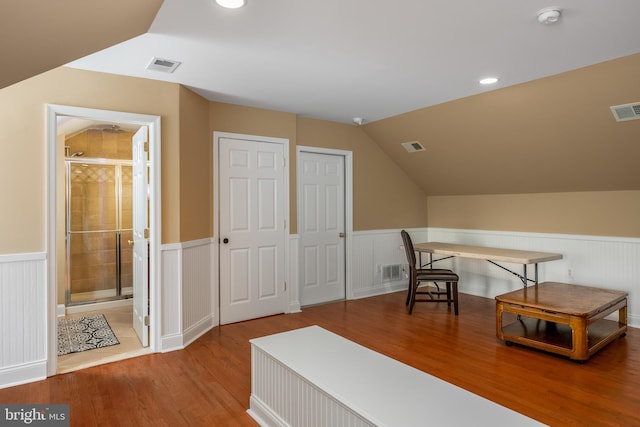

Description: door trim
[296,146,353,300]
[46,104,161,376]
[213,132,290,322]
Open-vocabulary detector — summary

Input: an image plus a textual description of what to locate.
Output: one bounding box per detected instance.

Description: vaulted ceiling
[3,0,639,195]
[67,0,640,125]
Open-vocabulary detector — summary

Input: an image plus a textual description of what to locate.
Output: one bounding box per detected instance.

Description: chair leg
[405,279,412,306]
[446,282,452,307]
[408,279,419,314]
[452,281,459,315]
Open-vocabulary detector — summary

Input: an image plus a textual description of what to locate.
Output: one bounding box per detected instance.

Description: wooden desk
[414,242,562,286]
[495,282,627,361]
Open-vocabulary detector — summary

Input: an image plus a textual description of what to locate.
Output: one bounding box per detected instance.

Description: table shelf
[501,317,626,353]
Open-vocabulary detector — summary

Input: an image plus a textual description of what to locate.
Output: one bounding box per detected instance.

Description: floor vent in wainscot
[382,264,403,282]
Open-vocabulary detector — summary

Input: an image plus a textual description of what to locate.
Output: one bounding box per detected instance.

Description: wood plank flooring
[1,291,638,426]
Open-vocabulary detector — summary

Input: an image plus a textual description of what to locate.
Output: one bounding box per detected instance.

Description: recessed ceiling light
[215,0,246,8]
[479,77,499,85]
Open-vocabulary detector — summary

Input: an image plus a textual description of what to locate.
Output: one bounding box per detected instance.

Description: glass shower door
[66,162,132,304]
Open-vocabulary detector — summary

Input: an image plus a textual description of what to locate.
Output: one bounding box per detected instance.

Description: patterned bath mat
[58,314,120,356]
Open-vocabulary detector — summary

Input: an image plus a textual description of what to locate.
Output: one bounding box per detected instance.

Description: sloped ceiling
[67,0,640,125]
[362,53,640,196]
[0,0,163,89]
[2,0,638,196]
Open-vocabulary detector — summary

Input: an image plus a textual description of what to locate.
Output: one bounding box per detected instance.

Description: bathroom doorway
[46,105,161,376]
[63,125,136,306]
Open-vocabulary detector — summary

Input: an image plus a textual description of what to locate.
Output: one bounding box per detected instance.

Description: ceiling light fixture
[215,0,246,9]
[479,77,499,85]
[352,117,364,126]
[537,7,561,24]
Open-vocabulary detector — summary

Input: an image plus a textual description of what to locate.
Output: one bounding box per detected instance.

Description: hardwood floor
[1,291,638,426]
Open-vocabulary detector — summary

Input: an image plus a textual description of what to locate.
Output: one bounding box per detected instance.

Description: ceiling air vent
[401,141,425,153]
[146,57,181,73]
[610,102,640,122]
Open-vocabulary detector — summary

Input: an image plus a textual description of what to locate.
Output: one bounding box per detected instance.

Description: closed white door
[132,126,149,346]
[219,136,287,324]
[299,151,346,306]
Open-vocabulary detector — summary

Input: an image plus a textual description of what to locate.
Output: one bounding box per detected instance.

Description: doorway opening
[62,123,137,306]
[46,105,161,376]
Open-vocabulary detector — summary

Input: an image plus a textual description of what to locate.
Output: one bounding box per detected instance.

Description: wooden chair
[401,230,460,315]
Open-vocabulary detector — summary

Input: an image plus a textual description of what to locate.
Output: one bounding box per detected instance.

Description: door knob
[223,238,229,244]
[128,239,135,247]
[339,232,345,238]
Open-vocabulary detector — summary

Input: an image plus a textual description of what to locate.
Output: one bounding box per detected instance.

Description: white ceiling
[66,0,640,124]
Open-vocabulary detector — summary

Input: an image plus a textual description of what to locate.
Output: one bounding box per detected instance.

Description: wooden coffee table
[496,282,627,361]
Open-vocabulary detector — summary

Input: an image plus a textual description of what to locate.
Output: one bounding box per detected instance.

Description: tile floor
[57,304,151,374]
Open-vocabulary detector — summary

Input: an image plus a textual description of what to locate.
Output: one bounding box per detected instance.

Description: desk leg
[523,264,528,287]
[535,264,539,284]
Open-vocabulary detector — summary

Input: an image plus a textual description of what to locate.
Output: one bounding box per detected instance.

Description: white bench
[248,325,543,427]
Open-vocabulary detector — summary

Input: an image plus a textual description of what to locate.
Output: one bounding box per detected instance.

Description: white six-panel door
[299,151,346,306]
[218,136,287,324]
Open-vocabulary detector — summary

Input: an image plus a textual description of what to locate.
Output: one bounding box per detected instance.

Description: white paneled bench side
[248,326,543,427]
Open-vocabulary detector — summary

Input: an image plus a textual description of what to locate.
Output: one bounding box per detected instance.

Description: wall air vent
[401,141,425,153]
[146,57,181,73]
[610,102,640,122]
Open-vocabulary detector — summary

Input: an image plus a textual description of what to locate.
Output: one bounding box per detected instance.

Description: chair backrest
[400,230,417,268]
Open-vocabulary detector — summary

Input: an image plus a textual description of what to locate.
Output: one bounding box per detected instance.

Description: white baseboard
[0,360,47,390]
[288,302,302,313]
[182,315,216,348]
[352,281,406,300]
[248,395,289,427]
[160,334,185,353]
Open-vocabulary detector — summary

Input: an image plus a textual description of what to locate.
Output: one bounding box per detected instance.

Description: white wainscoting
[348,228,640,328]
[160,238,216,352]
[161,235,301,353]
[429,228,640,327]
[0,253,47,389]
[349,229,423,299]
[287,235,301,314]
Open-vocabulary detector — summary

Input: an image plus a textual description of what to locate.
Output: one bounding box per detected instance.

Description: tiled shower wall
[66,130,133,298]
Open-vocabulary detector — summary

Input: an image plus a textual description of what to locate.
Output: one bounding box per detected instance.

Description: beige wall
[0,69,424,257]
[3,64,636,259]
[296,118,429,231]
[428,191,640,238]
[207,103,429,233]
[362,54,640,197]
[179,86,212,241]
[0,66,182,254]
